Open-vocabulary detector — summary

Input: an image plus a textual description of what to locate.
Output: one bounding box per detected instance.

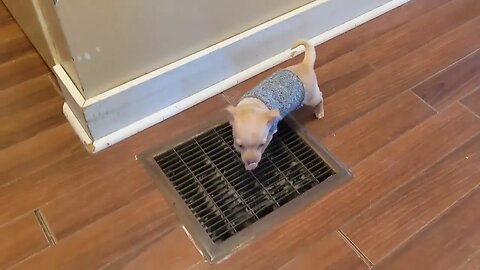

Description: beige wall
[35,0,83,92]
[55,0,314,98]
[3,0,83,92]
[3,0,53,66]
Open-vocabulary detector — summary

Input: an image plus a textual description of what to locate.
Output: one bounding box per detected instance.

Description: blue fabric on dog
[241,69,305,134]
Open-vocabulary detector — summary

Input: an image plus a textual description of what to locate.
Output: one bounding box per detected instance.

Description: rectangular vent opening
[140,117,351,262]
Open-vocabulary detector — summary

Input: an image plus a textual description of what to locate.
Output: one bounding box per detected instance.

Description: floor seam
[356,1,479,70]
[458,100,480,119]
[342,131,480,256]
[0,142,83,190]
[455,75,480,102]
[34,208,57,246]
[0,211,31,230]
[455,249,480,270]
[409,90,438,113]
[375,184,480,267]
[0,50,41,68]
[364,126,480,192]
[0,72,48,92]
[317,43,480,146]
[337,229,374,268]
[327,23,480,102]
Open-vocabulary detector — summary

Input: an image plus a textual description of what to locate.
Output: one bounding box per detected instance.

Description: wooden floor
[1,0,479,269]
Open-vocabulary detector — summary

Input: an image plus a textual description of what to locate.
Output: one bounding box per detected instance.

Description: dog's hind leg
[314,86,324,119]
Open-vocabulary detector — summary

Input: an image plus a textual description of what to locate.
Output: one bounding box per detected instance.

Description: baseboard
[55,0,410,153]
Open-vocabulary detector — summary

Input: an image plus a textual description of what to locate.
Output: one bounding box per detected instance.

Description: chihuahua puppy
[226,39,323,170]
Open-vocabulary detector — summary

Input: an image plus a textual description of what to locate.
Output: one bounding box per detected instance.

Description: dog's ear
[225,105,237,123]
[265,109,280,124]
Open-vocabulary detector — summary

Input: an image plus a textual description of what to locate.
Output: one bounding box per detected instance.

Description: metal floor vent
[140,116,351,262]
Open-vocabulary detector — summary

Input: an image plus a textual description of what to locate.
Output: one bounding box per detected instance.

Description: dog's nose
[245,162,258,171]
[245,158,256,164]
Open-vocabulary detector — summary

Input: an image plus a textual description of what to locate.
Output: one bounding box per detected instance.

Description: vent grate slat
[154,121,336,243]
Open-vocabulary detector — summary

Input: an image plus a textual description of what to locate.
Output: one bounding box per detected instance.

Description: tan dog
[226,39,323,171]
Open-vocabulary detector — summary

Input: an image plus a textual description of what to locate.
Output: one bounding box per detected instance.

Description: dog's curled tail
[292,39,316,69]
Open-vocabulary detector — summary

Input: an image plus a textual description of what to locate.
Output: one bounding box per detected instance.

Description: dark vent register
[140,117,351,262]
[155,122,334,242]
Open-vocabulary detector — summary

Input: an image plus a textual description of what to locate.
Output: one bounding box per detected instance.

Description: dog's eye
[238,144,244,148]
[259,143,265,148]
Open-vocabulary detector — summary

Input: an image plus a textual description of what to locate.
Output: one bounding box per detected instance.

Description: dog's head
[226,105,280,170]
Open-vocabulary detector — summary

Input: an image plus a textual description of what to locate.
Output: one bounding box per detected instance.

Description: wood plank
[413,49,480,110]
[0,213,49,269]
[0,20,24,43]
[0,1,11,24]
[297,17,480,140]
[0,95,227,226]
[105,227,203,270]
[315,51,374,98]
[358,0,480,68]
[342,133,480,264]
[0,150,98,225]
[314,0,452,66]
[10,191,177,270]
[0,20,32,63]
[322,91,435,167]
[0,122,82,187]
[458,251,480,270]
[462,88,480,117]
[0,52,49,91]
[41,163,155,240]
[197,104,480,270]
[320,65,374,99]
[375,188,480,270]
[278,232,367,270]
[0,74,58,117]
[0,94,64,150]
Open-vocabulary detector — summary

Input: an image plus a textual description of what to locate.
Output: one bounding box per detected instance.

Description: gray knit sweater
[241,70,305,134]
